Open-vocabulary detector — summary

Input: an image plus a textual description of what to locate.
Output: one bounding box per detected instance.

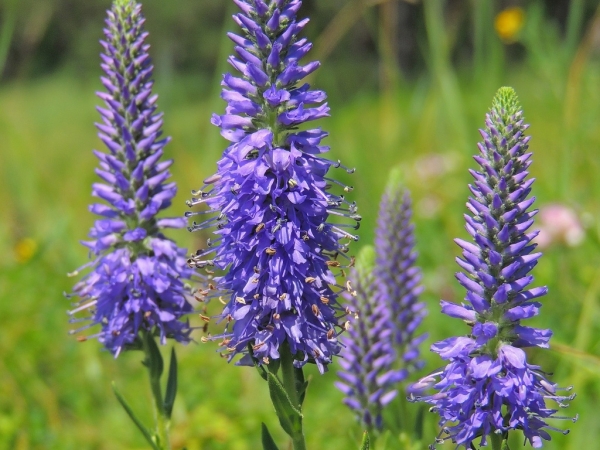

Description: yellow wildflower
[495,7,525,43]
[14,238,37,263]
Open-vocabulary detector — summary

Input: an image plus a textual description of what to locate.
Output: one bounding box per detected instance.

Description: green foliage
[112,382,161,450]
[355,245,376,279]
[261,423,280,450]
[143,331,165,383]
[164,348,178,420]
[266,373,303,439]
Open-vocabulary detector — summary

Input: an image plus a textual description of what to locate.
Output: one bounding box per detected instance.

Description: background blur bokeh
[2,0,600,449]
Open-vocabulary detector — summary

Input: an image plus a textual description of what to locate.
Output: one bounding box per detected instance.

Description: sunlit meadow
[1,1,600,449]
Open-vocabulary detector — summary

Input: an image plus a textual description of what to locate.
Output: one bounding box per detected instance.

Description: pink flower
[535,204,584,248]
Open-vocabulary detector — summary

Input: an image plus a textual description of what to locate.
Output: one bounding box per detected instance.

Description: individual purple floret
[68,0,194,356]
[187,0,360,373]
[375,182,427,377]
[336,259,404,432]
[410,88,576,449]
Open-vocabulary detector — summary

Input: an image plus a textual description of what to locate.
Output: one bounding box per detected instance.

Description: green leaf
[112,382,160,450]
[261,422,280,450]
[255,362,269,381]
[143,332,164,382]
[268,357,281,375]
[164,347,177,419]
[359,431,370,450]
[294,367,308,407]
[267,372,303,438]
[299,380,309,407]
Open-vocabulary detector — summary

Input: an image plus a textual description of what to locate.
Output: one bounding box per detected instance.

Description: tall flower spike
[410,88,576,449]
[67,0,194,356]
[374,181,426,378]
[336,248,405,432]
[187,0,360,373]
[337,183,425,431]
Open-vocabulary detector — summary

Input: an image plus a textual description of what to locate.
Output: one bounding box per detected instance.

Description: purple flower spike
[336,254,405,432]
[375,182,427,376]
[187,0,360,373]
[337,183,425,431]
[411,88,576,448]
[67,0,194,356]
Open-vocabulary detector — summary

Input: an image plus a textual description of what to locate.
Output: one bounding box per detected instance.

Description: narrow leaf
[255,362,269,381]
[143,332,164,381]
[112,382,159,450]
[294,367,308,407]
[268,357,281,376]
[267,372,302,438]
[299,381,309,407]
[360,431,370,450]
[261,422,280,450]
[164,347,177,419]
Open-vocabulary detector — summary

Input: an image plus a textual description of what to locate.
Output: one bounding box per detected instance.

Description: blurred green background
[1,0,600,448]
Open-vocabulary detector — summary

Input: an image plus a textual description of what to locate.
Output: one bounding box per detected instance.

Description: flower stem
[143,331,171,450]
[280,346,299,408]
[291,433,307,450]
[280,345,306,450]
[490,432,503,450]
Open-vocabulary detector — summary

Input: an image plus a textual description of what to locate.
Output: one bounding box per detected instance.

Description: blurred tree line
[0,0,597,93]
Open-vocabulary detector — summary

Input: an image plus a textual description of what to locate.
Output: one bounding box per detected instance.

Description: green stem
[143,332,171,450]
[490,432,503,450]
[291,431,307,450]
[280,346,306,450]
[280,346,300,408]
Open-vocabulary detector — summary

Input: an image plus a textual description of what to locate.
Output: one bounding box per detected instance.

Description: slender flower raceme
[336,249,404,432]
[187,0,360,373]
[411,88,576,449]
[68,0,194,356]
[375,181,426,377]
[336,181,426,432]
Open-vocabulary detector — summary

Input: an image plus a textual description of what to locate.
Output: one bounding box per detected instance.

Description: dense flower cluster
[68,0,194,356]
[411,88,575,448]
[187,0,359,373]
[375,184,426,376]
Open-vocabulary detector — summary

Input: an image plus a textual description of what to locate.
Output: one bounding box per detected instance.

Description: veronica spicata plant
[374,178,427,377]
[337,179,425,435]
[187,0,359,372]
[336,250,403,434]
[411,88,576,449]
[186,0,359,447]
[67,1,193,447]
